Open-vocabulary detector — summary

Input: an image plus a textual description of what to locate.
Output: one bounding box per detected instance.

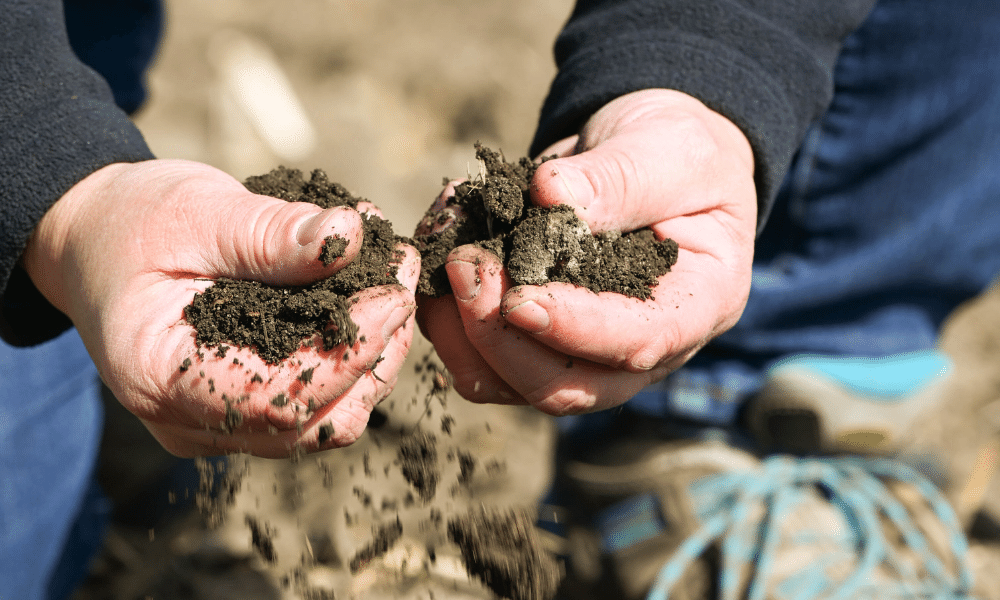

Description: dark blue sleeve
[0,0,159,346]
[64,0,164,115]
[529,0,877,226]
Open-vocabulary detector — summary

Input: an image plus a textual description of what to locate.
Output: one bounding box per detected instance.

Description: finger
[445,245,668,414]
[415,179,466,237]
[499,247,741,372]
[417,294,525,405]
[135,281,415,444]
[535,134,580,160]
[203,196,365,286]
[147,305,416,459]
[393,243,421,294]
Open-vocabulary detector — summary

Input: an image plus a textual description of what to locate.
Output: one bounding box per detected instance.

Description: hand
[23,159,419,457]
[417,89,756,415]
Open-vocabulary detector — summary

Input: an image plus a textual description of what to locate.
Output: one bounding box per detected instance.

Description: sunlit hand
[418,89,756,415]
[23,159,419,457]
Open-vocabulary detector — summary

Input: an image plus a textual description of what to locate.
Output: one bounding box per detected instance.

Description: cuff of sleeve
[0,99,154,346]
[529,32,813,233]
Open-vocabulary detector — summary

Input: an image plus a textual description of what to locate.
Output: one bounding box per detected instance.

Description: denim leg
[0,329,106,600]
[631,0,1000,424]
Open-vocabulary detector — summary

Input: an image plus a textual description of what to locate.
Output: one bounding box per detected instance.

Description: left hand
[417,89,758,415]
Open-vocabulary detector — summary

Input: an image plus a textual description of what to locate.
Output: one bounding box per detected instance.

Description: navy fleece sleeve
[0,0,155,346]
[530,0,877,228]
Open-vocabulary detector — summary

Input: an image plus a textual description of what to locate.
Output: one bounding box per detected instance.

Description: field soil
[69,0,1000,598]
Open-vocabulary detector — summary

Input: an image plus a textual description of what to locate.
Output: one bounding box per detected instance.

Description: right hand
[23,159,419,458]
[417,89,758,415]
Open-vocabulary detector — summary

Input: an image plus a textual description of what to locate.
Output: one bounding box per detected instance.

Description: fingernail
[296,209,329,245]
[448,260,481,301]
[381,305,414,342]
[552,164,591,209]
[504,300,550,334]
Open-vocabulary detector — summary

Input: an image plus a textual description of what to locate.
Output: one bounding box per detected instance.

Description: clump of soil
[397,429,439,502]
[448,506,563,600]
[414,143,679,299]
[184,167,408,364]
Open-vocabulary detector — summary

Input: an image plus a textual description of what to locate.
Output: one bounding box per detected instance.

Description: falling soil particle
[457,451,477,486]
[222,397,243,433]
[397,429,439,502]
[245,515,278,564]
[298,366,317,385]
[448,507,562,600]
[348,517,403,573]
[414,143,678,299]
[184,167,408,364]
[317,423,334,445]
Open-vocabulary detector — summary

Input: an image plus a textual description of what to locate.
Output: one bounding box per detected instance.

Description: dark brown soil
[397,429,439,503]
[448,506,563,600]
[184,167,407,364]
[414,143,679,299]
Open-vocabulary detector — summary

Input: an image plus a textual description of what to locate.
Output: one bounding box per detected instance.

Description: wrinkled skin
[417,89,757,415]
[23,159,419,457]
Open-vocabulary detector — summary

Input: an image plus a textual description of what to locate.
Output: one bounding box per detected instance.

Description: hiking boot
[556,425,974,600]
[744,350,953,456]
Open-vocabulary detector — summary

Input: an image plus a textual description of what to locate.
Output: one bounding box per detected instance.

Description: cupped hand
[23,159,419,457]
[417,89,757,415]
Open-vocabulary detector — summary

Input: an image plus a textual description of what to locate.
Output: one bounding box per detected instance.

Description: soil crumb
[184,167,407,364]
[415,143,678,299]
[397,429,439,502]
[448,506,562,600]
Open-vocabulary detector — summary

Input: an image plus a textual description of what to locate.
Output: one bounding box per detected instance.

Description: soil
[184,167,407,364]
[414,144,679,300]
[448,507,563,600]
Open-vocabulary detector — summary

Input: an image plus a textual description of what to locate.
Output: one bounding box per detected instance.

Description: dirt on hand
[183,167,408,364]
[414,143,679,300]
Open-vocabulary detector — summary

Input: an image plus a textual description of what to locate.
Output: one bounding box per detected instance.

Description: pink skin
[23,159,420,458]
[417,89,757,415]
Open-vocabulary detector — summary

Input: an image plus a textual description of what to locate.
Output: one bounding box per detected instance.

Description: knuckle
[533,388,595,416]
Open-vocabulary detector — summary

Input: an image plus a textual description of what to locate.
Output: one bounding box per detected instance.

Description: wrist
[21,162,128,319]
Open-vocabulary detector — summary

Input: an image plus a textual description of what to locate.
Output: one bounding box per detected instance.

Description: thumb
[530,89,754,234]
[530,130,677,234]
[206,196,365,286]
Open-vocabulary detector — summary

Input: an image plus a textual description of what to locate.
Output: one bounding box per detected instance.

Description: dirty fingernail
[382,305,414,342]
[447,260,481,301]
[504,300,550,334]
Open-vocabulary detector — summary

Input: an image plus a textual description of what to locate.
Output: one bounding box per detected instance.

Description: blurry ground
[70,0,1000,598]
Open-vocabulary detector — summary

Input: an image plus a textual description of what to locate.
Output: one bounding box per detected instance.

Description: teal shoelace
[646,456,975,600]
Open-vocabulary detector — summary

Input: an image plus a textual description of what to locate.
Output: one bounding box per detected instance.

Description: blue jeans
[630,0,1000,424]
[0,329,108,600]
